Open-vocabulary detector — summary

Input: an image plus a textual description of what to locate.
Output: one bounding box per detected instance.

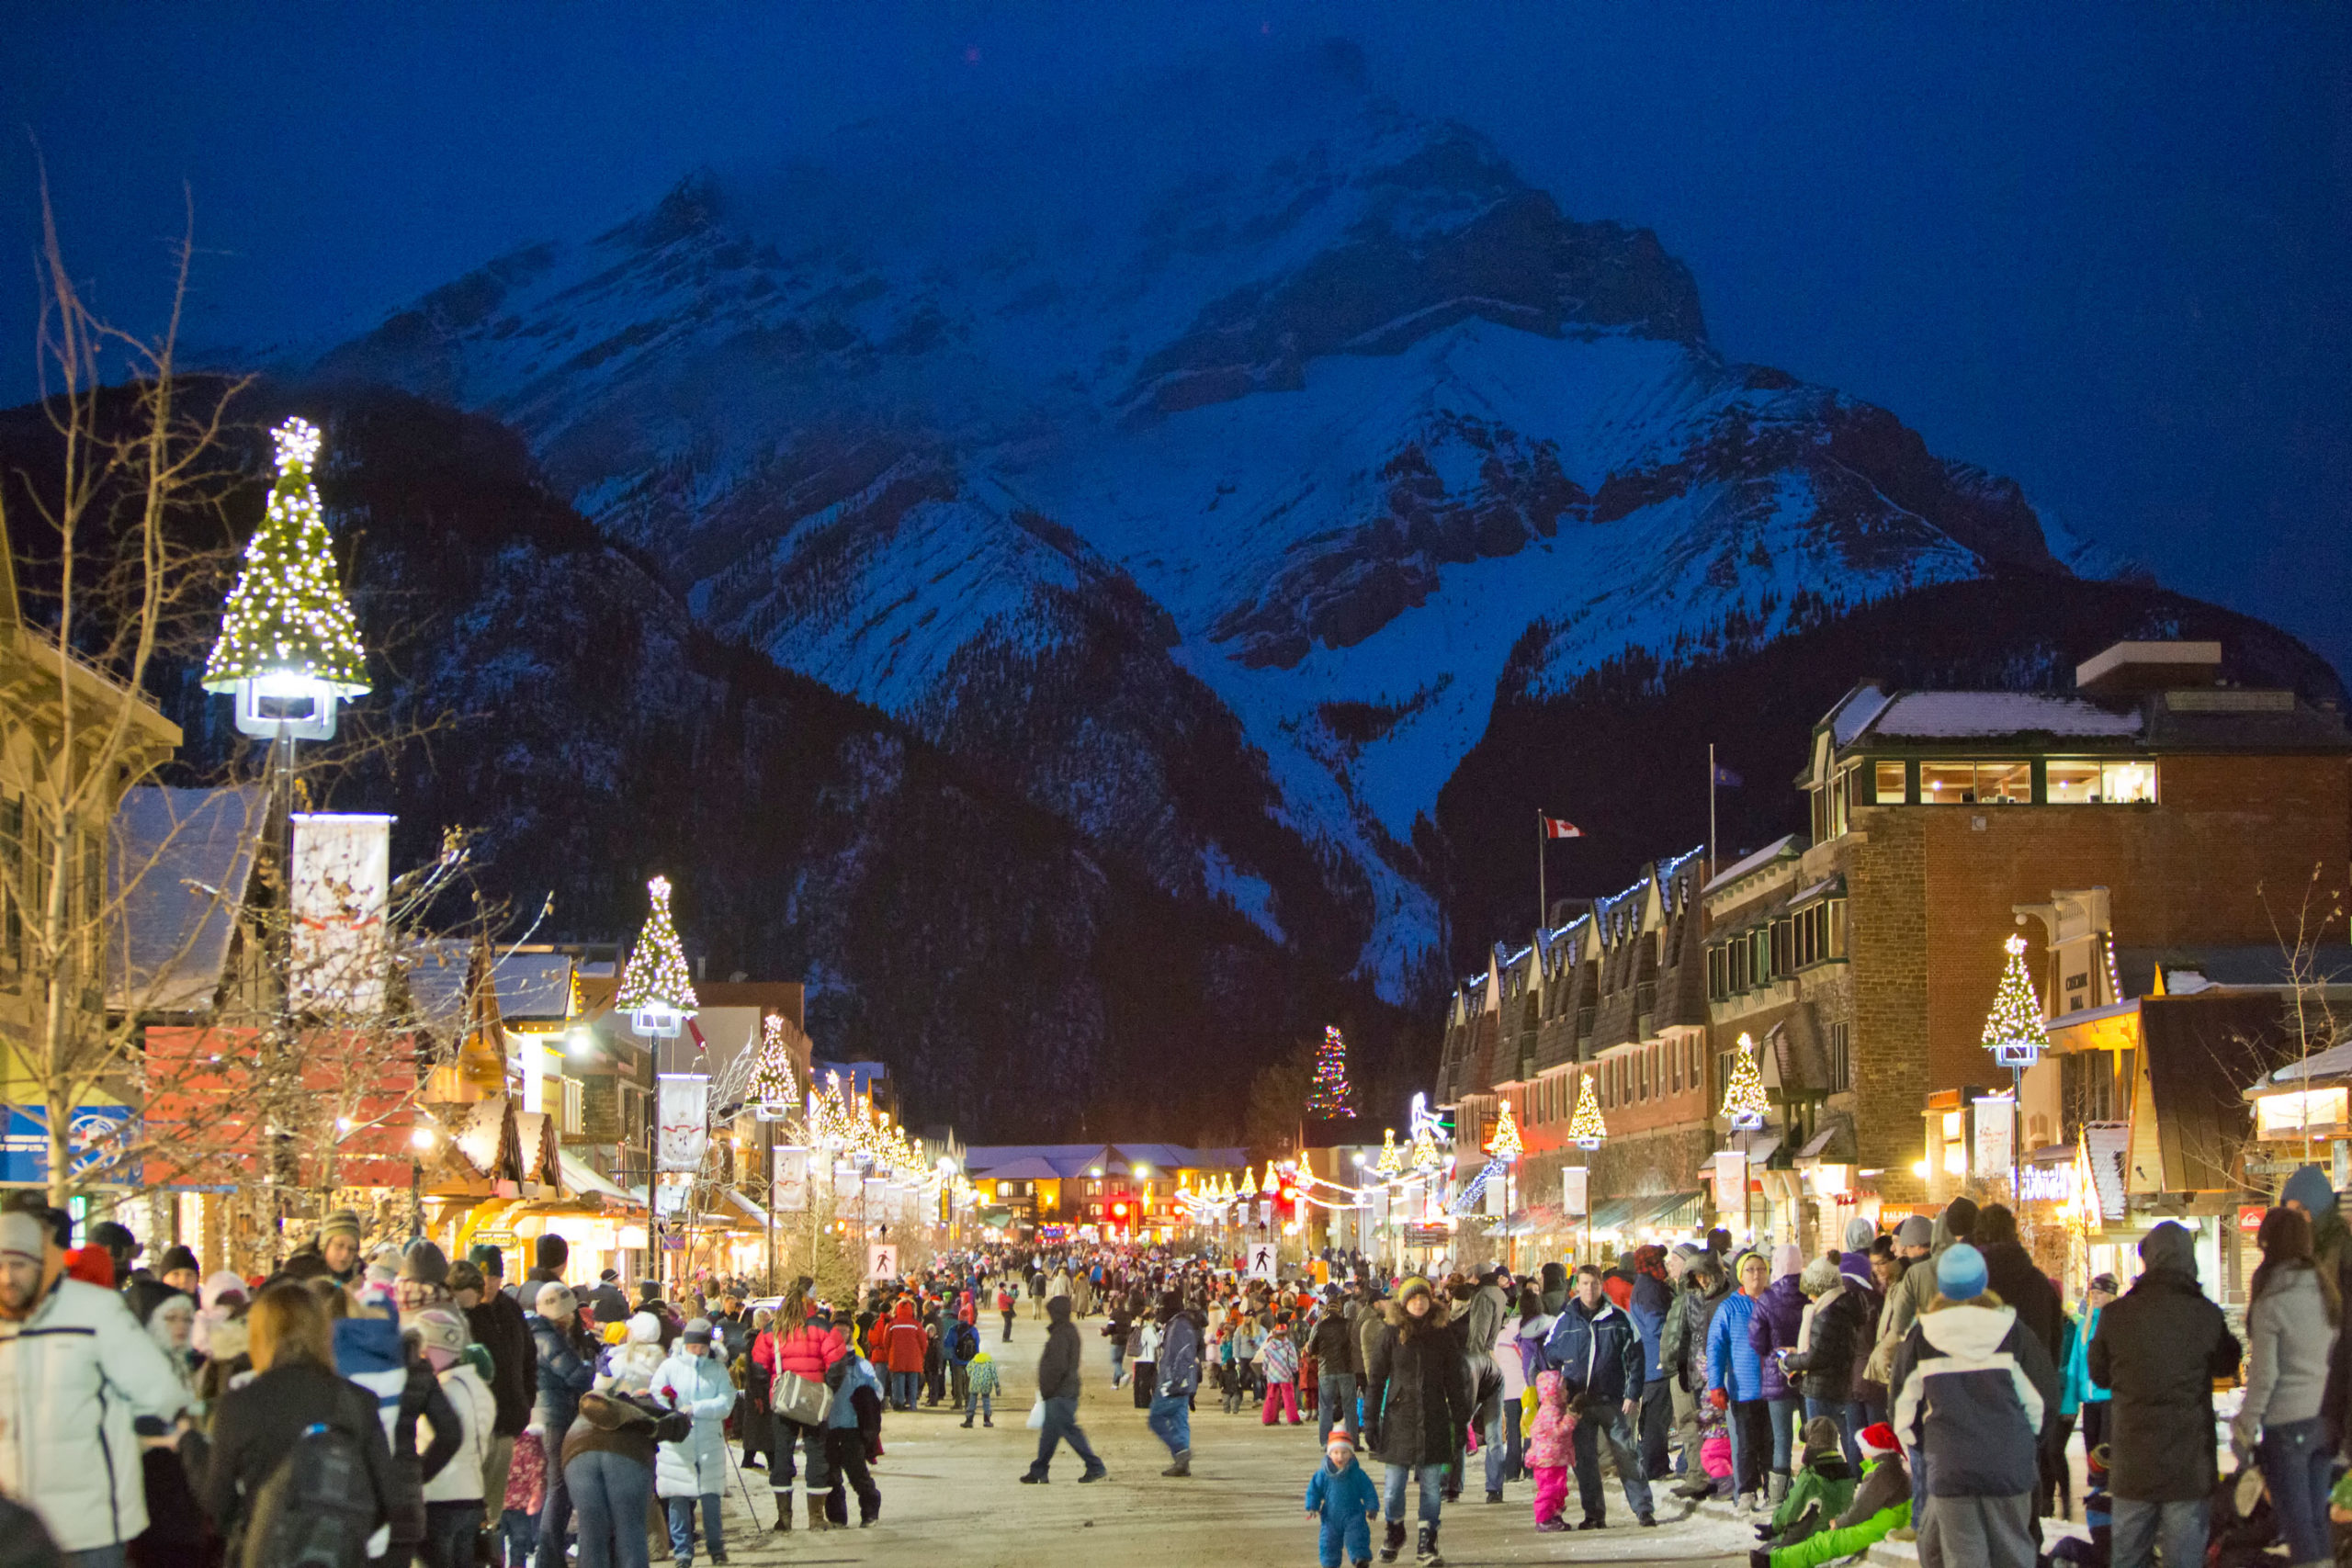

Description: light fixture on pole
[616,875,698,1038]
[1982,933,2051,1193]
[1720,1032,1771,1240]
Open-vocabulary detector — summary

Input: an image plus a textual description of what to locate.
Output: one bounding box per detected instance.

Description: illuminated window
[2045,760,2100,803]
[1874,761,1906,805]
[1976,762,2031,804]
[1920,761,2029,805]
[2102,761,2157,803]
[2047,759,2157,805]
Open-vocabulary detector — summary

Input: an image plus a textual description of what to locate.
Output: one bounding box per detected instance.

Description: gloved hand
[1710,1388,1729,1411]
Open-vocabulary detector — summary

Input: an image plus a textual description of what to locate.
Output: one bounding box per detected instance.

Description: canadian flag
[1541,815,1583,840]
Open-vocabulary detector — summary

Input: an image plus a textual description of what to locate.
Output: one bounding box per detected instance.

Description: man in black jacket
[1543,1264,1657,1530]
[509,1234,569,1312]
[1310,1298,1363,1445]
[1020,1296,1106,1484]
[2087,1222,2240,1568]
[453,1258,536,1517]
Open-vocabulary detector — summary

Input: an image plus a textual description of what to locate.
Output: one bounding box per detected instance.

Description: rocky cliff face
[308,39,2088,1005]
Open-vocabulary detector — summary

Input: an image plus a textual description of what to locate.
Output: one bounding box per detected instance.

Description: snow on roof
[1702,833,1802,895]
[107,786,266,1013]
[1864,692,2143,740]
[1829,683,1894,747]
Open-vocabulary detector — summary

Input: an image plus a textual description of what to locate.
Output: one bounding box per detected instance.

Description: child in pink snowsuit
[1527,1368,1577,1531]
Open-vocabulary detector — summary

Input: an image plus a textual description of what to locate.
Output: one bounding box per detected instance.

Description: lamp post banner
[773,1145,808,1213]
[655,1075,709,1173]
[290,813,391,1013]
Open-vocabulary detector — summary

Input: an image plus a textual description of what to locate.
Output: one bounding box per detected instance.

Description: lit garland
[745,1013,798,1112]
[1567,1070,1608,1149]
[1983,934,2051,1067]
[203,417,369,698]
[1306,1024,1355,1117]
[616,875,699,1025]
[1486,1098,1523,1161]
[1720,1032,1770,1130]
[1374,1128,1402,1175]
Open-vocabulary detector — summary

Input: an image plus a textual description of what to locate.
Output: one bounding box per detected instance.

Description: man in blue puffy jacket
[1544,1264,1656,1529]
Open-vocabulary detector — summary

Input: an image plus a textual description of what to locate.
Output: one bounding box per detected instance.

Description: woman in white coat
[653,1318,738,1568]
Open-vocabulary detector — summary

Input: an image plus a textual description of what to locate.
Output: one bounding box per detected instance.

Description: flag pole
[1537,809,1546,933]
[1708,743,1720,884]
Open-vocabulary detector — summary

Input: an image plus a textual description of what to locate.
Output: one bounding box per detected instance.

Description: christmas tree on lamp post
[1306,1024,1356,1118]
[1980,933,2049,1193]
[616,875,698,1039]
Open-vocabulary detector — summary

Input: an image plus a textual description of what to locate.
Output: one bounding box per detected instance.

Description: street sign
[1245,1241,1277,1280]
[866,1243,899,1281]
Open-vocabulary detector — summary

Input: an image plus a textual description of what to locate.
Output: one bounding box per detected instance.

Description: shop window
[1874,761,1906,805]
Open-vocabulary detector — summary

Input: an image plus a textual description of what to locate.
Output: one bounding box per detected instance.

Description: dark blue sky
[7,3,2346,674]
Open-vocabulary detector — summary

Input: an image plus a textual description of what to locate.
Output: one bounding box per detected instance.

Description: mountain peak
[616,165,725,251]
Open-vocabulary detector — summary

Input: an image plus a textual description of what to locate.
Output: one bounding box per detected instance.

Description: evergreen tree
[203,417,368,697]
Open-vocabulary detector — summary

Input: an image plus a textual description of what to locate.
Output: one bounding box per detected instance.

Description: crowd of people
[3,1169,2349,1568]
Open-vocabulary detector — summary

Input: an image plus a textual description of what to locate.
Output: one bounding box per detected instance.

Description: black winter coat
[1979,1241,2064,1368]
[2086,1248,2241,1503]
[1036,1299,1082,1400]
[1310,1310,1362,1377]
[1679,1278,1732,1394]
[465,1287,537,1438]
[1780,1285,1867,1404]
[1364,1305,1473,1469]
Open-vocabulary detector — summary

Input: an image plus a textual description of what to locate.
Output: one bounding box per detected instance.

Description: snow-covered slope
[311,39,2063,999]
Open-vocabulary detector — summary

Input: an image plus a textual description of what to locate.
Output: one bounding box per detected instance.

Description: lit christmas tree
[1408,1114,1443,1171]
[1567,1072,1609,1149]
[1983,933,2052,1066]
[1306,1024,1356,1117]
[1241,1164,1260,1197]
[616,875,698,1035]
[203,417,369,704]
[745,1013,798,1111]
[1487,1098,1523,1161]
[1719,1032,1770,1130]
[1374,1128,1403,1176]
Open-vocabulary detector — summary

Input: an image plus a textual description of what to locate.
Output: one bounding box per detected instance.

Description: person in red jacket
[884,1300,928,1411]
[752,1278,845,1535]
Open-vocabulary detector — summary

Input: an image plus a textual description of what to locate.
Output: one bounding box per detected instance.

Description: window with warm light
[1874,761,1906,804]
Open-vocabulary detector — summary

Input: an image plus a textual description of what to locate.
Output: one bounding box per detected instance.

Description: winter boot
[1414,1523,1442,1566]
[1161,1449,1192,1477]
[771,1497,791,1534]
[1377,1519,1407,1563]
[1768,1471,1790,1509]
[806,1497,838,1531]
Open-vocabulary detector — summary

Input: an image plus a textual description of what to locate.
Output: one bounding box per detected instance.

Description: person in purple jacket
[1748,1244,1810,1509]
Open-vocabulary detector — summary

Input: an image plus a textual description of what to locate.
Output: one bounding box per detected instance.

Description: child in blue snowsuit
[1306,1433,1381,1568]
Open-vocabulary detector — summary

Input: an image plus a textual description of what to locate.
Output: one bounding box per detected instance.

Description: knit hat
[2282,1164,2337,1216]
[1327,1432,1356,1462]
[534,1233,569,1272]
[1935,1242,1988,1302]
[2088,1272,2119,1295]
[404,1305,468,1358]
[1770,1243,1804,1280]
[600,1268,620,1283]
[1801,1415,1844,1463]
[1842,1217,1876,1250]
[0,1213,44,1265]
[535,1281,578,1316]
[1799,1257,1840,1296]
[88,1221,139,1258]
[1895,1215,1932,1248]
[468,1244,505,1279]
[201,1270,247,1310]
[400,1240,449,1287]
[448,1260,486,1296]
[318,1209,363,1245]
[157,1244,200,1277]
[1858,1422,1899,1458]
[1670,1242,1702,1264]
[682,1316,714,1345]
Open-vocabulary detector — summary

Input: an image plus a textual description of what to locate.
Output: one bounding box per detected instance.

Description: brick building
[1433,639,2350,1258]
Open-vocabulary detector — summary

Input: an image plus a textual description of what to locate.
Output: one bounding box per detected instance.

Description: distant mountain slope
[308,39,2123,1003]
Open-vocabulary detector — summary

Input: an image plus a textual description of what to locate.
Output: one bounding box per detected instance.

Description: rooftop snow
[1702,833,1803,895]
[1864,692,2143,740]
[1829,684,1893,746]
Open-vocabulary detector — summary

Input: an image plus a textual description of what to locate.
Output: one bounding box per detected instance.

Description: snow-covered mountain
[312,39,2069,999]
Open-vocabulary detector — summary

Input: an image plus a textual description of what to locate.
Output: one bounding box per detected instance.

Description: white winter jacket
[0,1276,193,1551]
[651,1349,737,1498]
[421,1362,494,1504]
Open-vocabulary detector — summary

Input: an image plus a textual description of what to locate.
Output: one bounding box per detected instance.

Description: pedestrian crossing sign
[1247,1243,1277,1281]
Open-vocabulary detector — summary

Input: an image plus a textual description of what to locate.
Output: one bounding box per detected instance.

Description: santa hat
[1858,1422,1899,1458]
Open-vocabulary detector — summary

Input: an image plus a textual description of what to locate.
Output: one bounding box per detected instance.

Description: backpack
[240,1420,377,1568]
[955,1321,978,1360]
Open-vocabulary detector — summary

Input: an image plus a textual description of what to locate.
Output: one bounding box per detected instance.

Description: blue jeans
[2109,1496,2207,1568]
[536,1447,574,1568]
[1319,1372,1358,1444]
[1382,1461,1445,1526]
[2259,1417,2332,1563]
[62,1551,127,1568]
[500,1506,539,1568]
[890,1370,920,1409]
[422,1501,484,1568]
[566,1450,653,1568]
[1148,1390,1193,1457]
[1571,1404,1655,1521]
[1846,1398,1883,1466]
[663,1495,720,1565]
[1765,1394,1801,1472]
[1111,1342,1125,1382]
[1028,1393,1102,1476]
[965,1389,992,1422]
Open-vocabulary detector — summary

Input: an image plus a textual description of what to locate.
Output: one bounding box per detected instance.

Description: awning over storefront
[724,1189,772,1227]
[559,1153,645,1208]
